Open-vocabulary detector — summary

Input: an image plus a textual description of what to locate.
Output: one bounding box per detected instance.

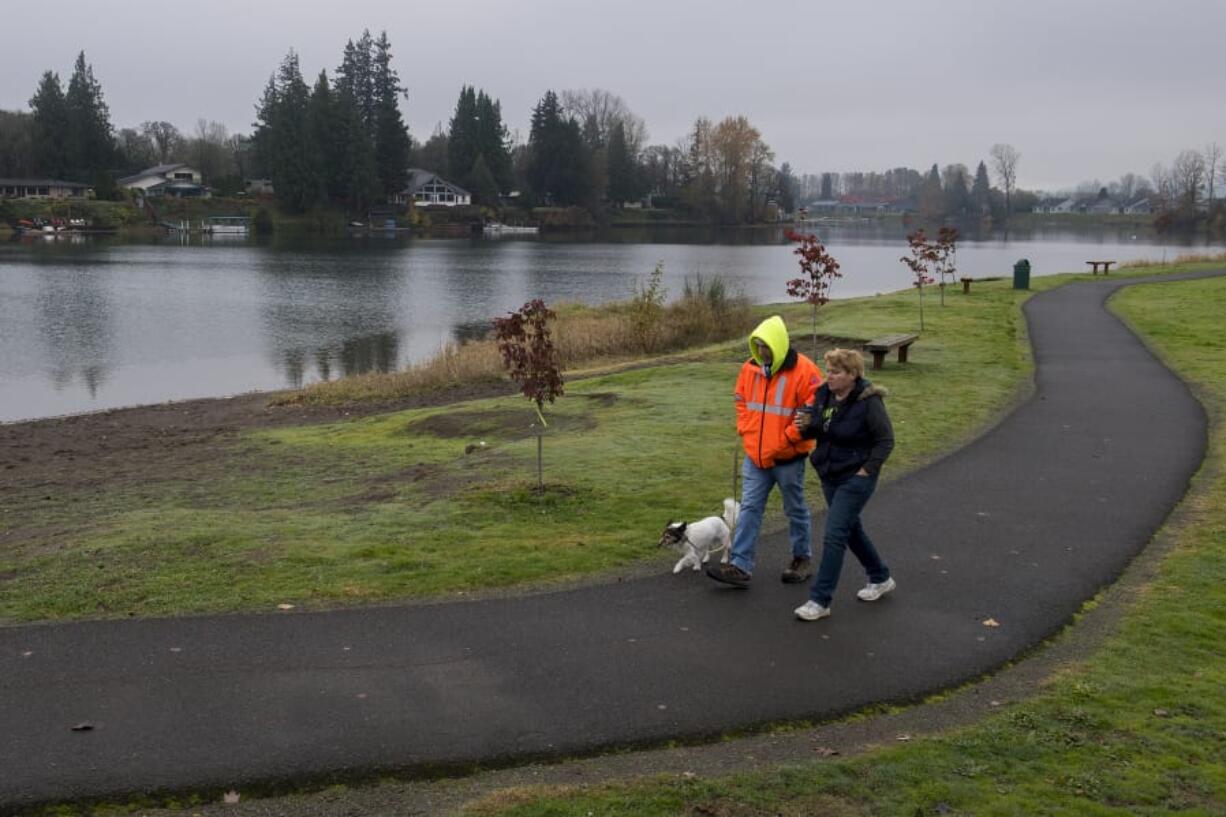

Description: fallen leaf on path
[70,722,94,732]
[982,618,1001,627]
[223,790,241,805]
[813,746,840,756]
[1153,708,1169,718]
[896,733,913,741]
[276,603,295,610]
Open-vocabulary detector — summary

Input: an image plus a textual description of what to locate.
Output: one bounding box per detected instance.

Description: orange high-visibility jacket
[734,316,824,468]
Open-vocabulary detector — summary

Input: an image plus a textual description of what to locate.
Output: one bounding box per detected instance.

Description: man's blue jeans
[729,456,811,575]
[809,473,889,606]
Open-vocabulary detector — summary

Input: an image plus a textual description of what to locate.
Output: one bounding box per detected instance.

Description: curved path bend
[1,270,1220,810]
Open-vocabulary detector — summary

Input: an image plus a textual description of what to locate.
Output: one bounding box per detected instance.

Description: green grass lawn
[440,271,1226,816]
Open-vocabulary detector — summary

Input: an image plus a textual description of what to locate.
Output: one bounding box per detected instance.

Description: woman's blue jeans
[729,456,811,575]
[809,473,889,606]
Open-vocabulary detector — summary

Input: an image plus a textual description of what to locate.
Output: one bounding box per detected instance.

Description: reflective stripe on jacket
[734,347,823,468]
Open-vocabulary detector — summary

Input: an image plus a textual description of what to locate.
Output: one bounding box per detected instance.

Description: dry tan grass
[1121,251,1226,269]
[276,287,758,406]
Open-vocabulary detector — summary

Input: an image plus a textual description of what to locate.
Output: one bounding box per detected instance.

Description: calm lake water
[1,221,1219,423]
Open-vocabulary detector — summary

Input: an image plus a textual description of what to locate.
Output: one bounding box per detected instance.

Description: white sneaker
[794,600,831,621]
[857,577,896,602]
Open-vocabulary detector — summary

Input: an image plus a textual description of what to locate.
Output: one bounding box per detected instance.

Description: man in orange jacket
[708,315,823,588]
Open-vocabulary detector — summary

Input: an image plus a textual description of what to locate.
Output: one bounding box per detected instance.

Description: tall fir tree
[447,85,479,183]
[474,90,512,192]
[29,71,69,178]
[527,90,591,205]
[253,50,323,212]
[971,160,992,215]
[64,52,114,181]
[606,120,637,205]
[372,31,410,197]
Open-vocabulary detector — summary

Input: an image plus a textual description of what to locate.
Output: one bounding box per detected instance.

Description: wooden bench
[864,333,919,370]
[960,275,1005,294]
[1086,260,1115,275]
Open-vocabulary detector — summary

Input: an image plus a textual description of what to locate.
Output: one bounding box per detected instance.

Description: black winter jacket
[800,378,895,481]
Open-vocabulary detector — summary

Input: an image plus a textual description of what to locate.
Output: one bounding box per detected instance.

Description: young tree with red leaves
[494,299,564,491]
[934,226,959,307]
[784,229,842,358]
[900,229,938,330]
[493,299,564,426]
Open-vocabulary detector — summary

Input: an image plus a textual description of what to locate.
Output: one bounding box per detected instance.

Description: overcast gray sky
[3,0,1222,191]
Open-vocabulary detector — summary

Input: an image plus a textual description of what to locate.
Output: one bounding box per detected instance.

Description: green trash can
[1013,258,1031,290]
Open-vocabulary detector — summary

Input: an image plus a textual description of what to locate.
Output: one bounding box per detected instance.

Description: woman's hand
[856,468,870,477]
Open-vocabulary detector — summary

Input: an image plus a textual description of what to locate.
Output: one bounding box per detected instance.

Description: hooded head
[748,315,790,374]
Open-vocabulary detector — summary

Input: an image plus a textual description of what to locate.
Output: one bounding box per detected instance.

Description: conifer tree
[64,52,114,180]
[253,50,322,212]
[606,120,637,205]
[448,85,479,182]
[971,160,992,215]
[474,90,512,192]
[372,31,410,197]
[29,71,69,178]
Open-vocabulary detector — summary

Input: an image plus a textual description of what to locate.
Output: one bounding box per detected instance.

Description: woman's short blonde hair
[823,348,865,379]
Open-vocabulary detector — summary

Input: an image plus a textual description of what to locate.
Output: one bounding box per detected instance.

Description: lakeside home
[118,163,207,198]
[0,178,92,199]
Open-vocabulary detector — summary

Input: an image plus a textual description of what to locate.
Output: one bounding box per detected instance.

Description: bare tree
[1205,142,1222,207]
[1171,149,1206,212]
[140,121,182,163]
[559,88,648,154]
[990,143,1020,215]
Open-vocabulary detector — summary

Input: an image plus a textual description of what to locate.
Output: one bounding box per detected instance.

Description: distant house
[392,169,471,207]
[1123,198,1152,215]
[1051,197,1078,214]
[0,178,91,199]
[1088,198,1126,215]
[117,163,207,198]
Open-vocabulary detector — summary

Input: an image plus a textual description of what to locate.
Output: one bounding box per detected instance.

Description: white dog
[658,498,741,574]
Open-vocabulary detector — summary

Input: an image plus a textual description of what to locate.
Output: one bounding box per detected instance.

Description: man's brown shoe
[706,563,752,587]
[781,557,813,583]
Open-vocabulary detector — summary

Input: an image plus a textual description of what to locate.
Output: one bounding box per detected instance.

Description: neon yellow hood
[748,315,790,367]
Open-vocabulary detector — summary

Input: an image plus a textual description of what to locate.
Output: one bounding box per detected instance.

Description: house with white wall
[117,163,206,197]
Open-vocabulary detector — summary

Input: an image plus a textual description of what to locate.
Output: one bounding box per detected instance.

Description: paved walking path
[1,270,1219,811]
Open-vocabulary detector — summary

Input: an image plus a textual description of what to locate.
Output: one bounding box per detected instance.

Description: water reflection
[2,223,1223,423]
[35,267,113,397]
[255,247,405,387]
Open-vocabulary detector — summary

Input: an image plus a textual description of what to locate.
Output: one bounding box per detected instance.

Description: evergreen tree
[28,71,69,178]
[466,154,500,205]
[777,162,796,213]
[254,50,323,212]
[606,120,637,205]
[64,52,114,181]
[474,90,512,192]
[372,31,410,197]
[971,160,992,215]
[334,82,379,212]
[917,163,944,220]
[447,85,479,182]
[307,71,340,199]
[335,31,376,134]
[942,164,971,217]
[527,91,592,206]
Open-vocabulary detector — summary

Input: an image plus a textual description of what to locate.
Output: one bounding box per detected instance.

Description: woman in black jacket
[792,348,895,621]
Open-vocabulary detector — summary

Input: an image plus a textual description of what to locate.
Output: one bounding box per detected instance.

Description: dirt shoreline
[0,382,515,495]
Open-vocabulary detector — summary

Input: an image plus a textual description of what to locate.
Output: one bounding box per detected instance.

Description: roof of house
[116,163,192,185]
[402,168,470,196]
[0,178,90,188]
